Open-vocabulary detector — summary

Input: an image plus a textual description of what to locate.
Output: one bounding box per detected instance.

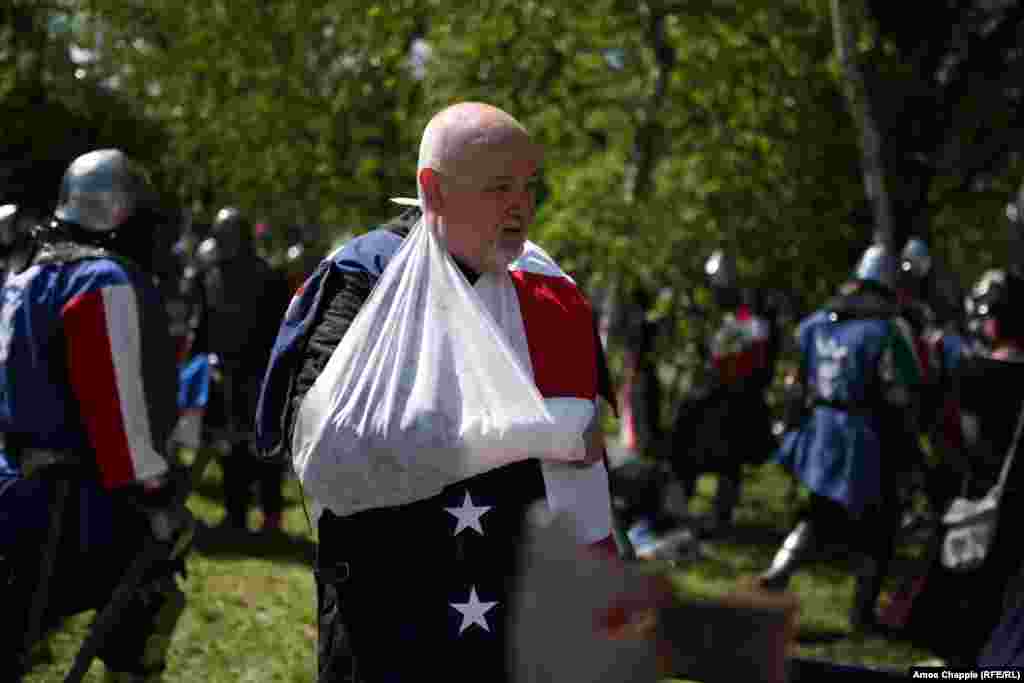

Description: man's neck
[452,255,481,285]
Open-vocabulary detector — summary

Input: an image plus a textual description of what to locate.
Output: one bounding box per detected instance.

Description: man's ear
[418,167,444,214]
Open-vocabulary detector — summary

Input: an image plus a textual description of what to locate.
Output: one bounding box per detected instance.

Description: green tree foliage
[421,0,872,412]
[424,2,885,304]
[80,0,435,254]
[28,1,1024,418]
[0,1,167,213]
[71,0,1024,288]
[420,0,1024,419]
[838,0,1024,285]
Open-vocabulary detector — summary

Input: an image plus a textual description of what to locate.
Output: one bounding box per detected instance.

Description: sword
[62,534,171,683]
[63,446,215,683]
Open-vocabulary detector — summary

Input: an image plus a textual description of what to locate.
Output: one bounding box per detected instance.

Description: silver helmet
[704,249,737,290]
[0,204,18,247]
[211,206,252,260]
[853,243,898,291]
[966,268,1006,320]
[213,206,247,234]
[54,149,151,233]
[195,236,219,269]
[900,237,932,279]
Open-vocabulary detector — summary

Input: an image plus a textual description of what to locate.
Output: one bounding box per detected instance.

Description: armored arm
[61,274,174,489]
[878,317,926,472]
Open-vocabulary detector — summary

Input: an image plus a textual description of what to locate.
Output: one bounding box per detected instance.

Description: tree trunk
[624,6,673,206]
[617,4,676,446]
[830,0,894,251]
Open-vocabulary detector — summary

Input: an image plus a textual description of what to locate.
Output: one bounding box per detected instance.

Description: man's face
[438,141,541,274]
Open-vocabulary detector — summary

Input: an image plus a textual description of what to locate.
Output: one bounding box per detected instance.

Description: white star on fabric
[451,587,498,635]
[444,491,491,536]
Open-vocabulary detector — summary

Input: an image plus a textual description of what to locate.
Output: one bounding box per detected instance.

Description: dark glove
[127,470,196,561]
[148,501,195,560]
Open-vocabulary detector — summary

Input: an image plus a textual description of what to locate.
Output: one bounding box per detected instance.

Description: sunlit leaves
[16,0,1017,323]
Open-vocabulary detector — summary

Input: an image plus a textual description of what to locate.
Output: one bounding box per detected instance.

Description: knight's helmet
[54,149,153,235]
[965,268,1007,340]
[210,206,252,261]
[900,237,932,281]
[195,236,219,270]
[705,249,737,291]
[0,204,19,250]
[852,243,898,292]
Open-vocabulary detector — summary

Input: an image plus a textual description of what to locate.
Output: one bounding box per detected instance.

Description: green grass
[25,450,941,682]
[666,462,943,676]
[25,450,319,683]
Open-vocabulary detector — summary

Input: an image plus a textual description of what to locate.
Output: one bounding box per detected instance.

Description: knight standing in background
[203,207,291,533]
[759,243,923,632]
[0,149,193,682]
[671,249,778,530]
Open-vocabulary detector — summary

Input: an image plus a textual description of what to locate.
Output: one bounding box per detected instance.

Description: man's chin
[492,240,525,271]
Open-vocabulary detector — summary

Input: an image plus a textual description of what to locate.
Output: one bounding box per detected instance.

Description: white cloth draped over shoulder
[293,218,612,543]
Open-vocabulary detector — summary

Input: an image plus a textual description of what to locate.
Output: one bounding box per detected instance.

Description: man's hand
[147,502,195,559]
[575,401,606,467]
[134,472,196,560]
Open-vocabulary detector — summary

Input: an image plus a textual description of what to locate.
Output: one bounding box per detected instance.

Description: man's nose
[505,187,533,218]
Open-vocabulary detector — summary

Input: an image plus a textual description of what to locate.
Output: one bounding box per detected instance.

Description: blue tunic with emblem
[775,303,919,517]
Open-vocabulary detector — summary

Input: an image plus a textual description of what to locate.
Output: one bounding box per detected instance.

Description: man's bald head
[418,102,538,188]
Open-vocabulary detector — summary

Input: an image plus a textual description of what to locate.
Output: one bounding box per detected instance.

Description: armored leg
[849,555,884,632]
[2,552,26,682]
[90,509,194,683]
[222,441,253,530]
[759,520,816,591]
[713,473,740,527]
[659,475,691,525]
[849,507,898,632]
[22,476,70,676]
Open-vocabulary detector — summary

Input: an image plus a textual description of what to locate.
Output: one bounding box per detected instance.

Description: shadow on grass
[181,448,309,519]
[713,519,787,548]
[651,462,945,669]
[796,627,849,645]
[190,477,306,512]
[192,521,316,567]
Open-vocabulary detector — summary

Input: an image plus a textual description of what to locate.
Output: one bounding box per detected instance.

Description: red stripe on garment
[914,337,932,383]
[588,535,620,560]
[713,337,769,385]
[62,289,135,488]
[510,270,598,399]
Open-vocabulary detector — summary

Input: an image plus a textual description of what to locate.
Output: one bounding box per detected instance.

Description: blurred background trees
[4,0,1023,424]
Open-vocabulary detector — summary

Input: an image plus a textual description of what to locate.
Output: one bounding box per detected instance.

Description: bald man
[256,102,617,682]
